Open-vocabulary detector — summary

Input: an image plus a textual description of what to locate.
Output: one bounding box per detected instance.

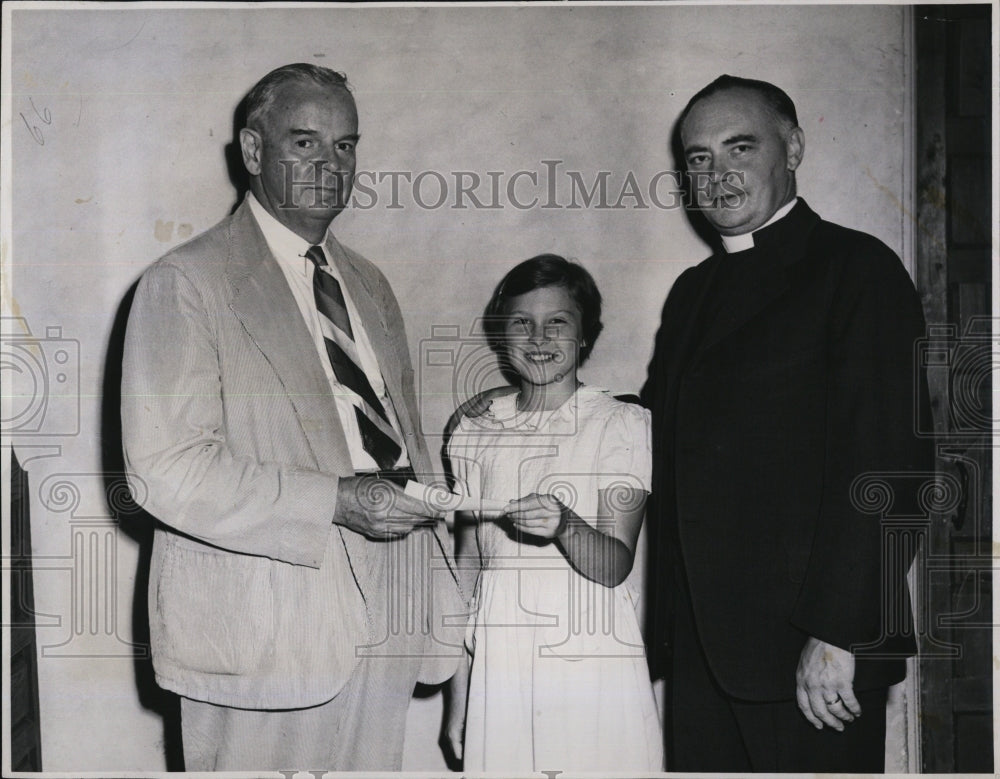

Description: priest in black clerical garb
[641,75,932,773]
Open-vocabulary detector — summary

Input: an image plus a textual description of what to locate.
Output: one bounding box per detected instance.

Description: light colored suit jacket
[122,198,462,709]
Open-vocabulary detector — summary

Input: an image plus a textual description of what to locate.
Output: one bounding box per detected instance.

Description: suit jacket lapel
[224,200,354,475]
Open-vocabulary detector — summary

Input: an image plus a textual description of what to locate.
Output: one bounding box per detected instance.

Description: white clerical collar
[720,197,799,254]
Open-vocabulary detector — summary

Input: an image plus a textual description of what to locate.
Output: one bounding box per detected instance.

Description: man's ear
[239,128,263,176]
[785,126,805,172]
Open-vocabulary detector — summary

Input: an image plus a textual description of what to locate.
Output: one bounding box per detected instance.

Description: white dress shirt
[248,194,407,470]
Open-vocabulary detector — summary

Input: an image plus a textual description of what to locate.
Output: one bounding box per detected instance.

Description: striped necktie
[306,245,403,470]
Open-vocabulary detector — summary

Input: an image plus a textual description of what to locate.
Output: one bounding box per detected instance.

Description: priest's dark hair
[680,74,798,132]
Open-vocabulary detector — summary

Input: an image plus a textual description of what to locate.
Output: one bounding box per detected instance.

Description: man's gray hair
[244,63,352,132]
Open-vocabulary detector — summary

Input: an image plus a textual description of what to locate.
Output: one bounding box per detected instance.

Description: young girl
[444,254,662,773]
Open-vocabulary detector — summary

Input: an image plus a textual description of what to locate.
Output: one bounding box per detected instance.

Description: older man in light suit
[122,63,463,771]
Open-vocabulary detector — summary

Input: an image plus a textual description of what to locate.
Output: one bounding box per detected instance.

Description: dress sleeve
[596,403,653,494]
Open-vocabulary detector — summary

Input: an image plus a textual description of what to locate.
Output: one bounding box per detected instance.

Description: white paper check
[404,481,508,515]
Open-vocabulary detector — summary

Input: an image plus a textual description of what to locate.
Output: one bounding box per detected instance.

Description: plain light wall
[5,4,912,771]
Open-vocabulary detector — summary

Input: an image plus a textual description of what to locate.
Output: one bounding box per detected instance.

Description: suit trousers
[180,535,427,771]
[669,592,888,773]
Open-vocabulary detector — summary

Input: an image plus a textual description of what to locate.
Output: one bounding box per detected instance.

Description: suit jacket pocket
[154,538,275,676]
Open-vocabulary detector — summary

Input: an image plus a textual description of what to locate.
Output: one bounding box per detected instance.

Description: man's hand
[504,493,568,540]
[795,636,861,731]
[335,475,440,539]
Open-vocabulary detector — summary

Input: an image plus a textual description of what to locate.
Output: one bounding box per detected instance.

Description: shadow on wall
[101,281,183,771]
[225,94,250,214]
[99,85,258,769]
[97,92,264,770]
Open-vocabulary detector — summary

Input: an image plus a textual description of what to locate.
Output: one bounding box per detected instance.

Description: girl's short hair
[483,254,603,364]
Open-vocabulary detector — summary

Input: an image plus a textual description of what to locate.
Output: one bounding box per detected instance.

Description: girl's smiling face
[503,285,583,391]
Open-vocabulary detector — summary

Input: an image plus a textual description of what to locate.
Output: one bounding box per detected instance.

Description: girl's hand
[504,493,568,539]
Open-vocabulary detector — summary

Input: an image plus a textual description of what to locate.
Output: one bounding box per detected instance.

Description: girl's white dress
[447,386,663,773]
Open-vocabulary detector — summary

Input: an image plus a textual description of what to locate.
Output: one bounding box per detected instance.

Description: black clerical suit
[642,199,932,772]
